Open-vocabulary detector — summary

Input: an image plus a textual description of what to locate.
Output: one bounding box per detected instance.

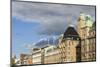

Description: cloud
[35,36,59,47]
[24,36,59,48]
[12,1,96,35]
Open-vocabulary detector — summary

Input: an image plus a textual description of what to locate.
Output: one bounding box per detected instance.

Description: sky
[12,1,96,58]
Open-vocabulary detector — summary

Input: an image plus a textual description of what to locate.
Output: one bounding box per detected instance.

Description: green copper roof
[85,15,93,27]
[79,13,93,27]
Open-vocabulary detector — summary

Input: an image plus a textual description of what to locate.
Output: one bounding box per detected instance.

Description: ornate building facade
[42,45,60,64]
[58,13,96,63]
[87,22,96,61]
[77,13,96,61]
[19,13,96,65]
[32,45,60,64]
[58,26,81,63]
[20,54,32,65]
[32,48,42,64]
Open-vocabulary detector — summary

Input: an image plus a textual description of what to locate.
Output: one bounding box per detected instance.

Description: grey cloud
[12,1,96,35]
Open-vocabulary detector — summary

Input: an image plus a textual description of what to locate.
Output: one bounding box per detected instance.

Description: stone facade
[32,48,42,64]
[58,26,81,63]
[43,45,60,64]
[20,54,32,65]
[77,13,96,61]
[19,13,96,65]
[58,13,96,63]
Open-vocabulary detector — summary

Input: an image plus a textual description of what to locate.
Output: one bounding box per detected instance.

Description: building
[11,55,17,65]
[88,22,96,61]
[42,45,60,64]
[58,25,81,63]
[77,13,96,61]
[32,48,42,64]
[24,13,96,65]
[32,45,60,64]
[20,54,32,65]
[15,58,21,65]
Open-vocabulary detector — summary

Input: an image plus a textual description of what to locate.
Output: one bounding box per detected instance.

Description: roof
[63,26,80,39]
[78,13,94,28]
[33,48,40,51]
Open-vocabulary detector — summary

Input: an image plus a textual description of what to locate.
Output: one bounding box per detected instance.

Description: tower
[77,13,94,61]
[59,25,81,62]
[77,13,86,39]
[77,13,93,39]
